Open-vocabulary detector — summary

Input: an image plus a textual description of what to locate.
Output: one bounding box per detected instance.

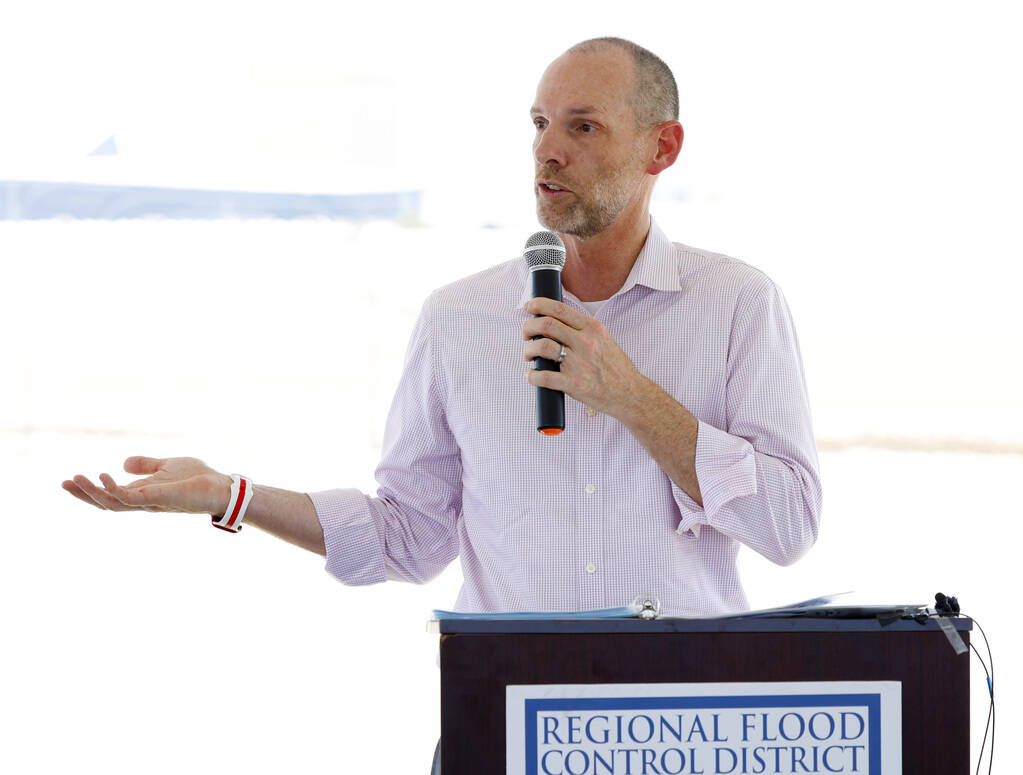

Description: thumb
[124,456,165,474]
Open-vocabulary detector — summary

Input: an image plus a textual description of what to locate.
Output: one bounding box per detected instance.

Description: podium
[438,616,972,774]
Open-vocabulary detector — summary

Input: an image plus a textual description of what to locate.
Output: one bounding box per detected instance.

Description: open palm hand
[62,456,231,516]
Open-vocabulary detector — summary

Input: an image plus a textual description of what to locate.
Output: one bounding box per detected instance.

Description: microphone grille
[524,230,566,269]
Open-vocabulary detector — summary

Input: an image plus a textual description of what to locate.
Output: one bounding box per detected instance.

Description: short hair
[566,37,679,127]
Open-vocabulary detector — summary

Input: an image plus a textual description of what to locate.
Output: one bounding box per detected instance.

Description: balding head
[563,38,679,128]
[531,39,684,240]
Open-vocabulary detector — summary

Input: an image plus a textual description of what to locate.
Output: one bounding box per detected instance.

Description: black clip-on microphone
[934,592,960,616]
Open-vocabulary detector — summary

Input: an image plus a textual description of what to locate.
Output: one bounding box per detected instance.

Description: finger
[522,315,576,346]
[524,298,588,329]
[99,473,150,508]
[124,456,165,474]
[102,476,165,512]
[523,338,565,362]
[72,475,134,511]
[63,480,109,510]
[526,368,565,391]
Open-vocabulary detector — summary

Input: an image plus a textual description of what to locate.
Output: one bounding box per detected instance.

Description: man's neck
[560,213,652,302]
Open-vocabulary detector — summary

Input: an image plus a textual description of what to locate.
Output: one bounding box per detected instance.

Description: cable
[966,616,995,775]
[970,642,993,775]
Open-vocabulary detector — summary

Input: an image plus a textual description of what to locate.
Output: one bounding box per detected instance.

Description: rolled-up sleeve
[674,277,822,566]
[307,487,387,585]
[308,295,463,586]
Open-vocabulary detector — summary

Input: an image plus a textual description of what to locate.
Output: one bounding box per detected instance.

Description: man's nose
[533,126,567,169]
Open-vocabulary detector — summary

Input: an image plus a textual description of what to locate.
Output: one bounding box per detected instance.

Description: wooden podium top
[436,614,972,634]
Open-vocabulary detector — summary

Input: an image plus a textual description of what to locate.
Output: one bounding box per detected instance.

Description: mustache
[535,168,574,189]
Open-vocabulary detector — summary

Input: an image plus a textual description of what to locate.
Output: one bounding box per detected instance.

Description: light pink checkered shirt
[309,219,821,616]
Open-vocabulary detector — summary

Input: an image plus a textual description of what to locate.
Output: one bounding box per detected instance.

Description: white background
[1,1,1018,772]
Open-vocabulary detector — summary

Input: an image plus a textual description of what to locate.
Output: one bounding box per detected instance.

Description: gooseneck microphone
[524,230,567,435]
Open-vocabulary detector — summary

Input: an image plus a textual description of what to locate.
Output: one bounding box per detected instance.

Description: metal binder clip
[632,594,661,620]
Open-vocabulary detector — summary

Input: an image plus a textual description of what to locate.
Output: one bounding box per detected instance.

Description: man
[63,38,821,617]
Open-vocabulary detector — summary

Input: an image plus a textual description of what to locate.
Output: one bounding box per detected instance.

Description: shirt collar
[517,217,680,309]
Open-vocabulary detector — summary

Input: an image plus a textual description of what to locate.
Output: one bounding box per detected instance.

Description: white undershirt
[579,298,609,316]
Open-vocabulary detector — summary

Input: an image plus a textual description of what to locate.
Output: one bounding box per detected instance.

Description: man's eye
[579,123,595,133]
[533,118,547,129]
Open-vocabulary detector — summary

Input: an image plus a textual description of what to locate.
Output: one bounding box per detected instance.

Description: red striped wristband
[211,474,252,533]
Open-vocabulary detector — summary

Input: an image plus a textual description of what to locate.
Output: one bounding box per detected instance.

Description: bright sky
[4,1,1021,213]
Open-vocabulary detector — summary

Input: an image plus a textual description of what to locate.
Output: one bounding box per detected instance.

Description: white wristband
[211,474,252,533]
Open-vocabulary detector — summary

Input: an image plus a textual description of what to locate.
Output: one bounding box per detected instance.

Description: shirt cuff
[673,420,758,538]
[307,488,387,586]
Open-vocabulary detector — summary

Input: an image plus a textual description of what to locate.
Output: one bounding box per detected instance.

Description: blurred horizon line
[1,180,423,220]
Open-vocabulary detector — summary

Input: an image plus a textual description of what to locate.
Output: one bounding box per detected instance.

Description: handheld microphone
[524,230,566,435]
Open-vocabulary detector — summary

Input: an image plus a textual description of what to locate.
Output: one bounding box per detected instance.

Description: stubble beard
[535,154,643,240]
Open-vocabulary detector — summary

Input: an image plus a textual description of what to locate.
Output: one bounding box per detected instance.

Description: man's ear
[646,121,683,176]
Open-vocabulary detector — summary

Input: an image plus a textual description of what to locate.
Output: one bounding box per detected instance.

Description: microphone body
[524,231,567,435]
[532,267,564,435]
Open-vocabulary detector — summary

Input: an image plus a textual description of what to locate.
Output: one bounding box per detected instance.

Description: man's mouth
[538,181,573,196]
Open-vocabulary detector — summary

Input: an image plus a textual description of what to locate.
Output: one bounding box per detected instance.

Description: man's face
[531,49,651,239]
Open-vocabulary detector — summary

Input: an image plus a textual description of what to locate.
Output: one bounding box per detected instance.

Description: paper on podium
[427,595,659,633]
[432,603,640,621]
[426,592,936,633]
[726,591,931,620]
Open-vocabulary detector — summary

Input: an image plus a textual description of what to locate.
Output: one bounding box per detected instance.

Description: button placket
[577,411,604,608]
[574,365,609,609]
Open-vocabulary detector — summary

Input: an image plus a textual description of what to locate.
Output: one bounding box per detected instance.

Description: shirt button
[585,562,597,574]
[584,484,596,495]
[585,407,597,417]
